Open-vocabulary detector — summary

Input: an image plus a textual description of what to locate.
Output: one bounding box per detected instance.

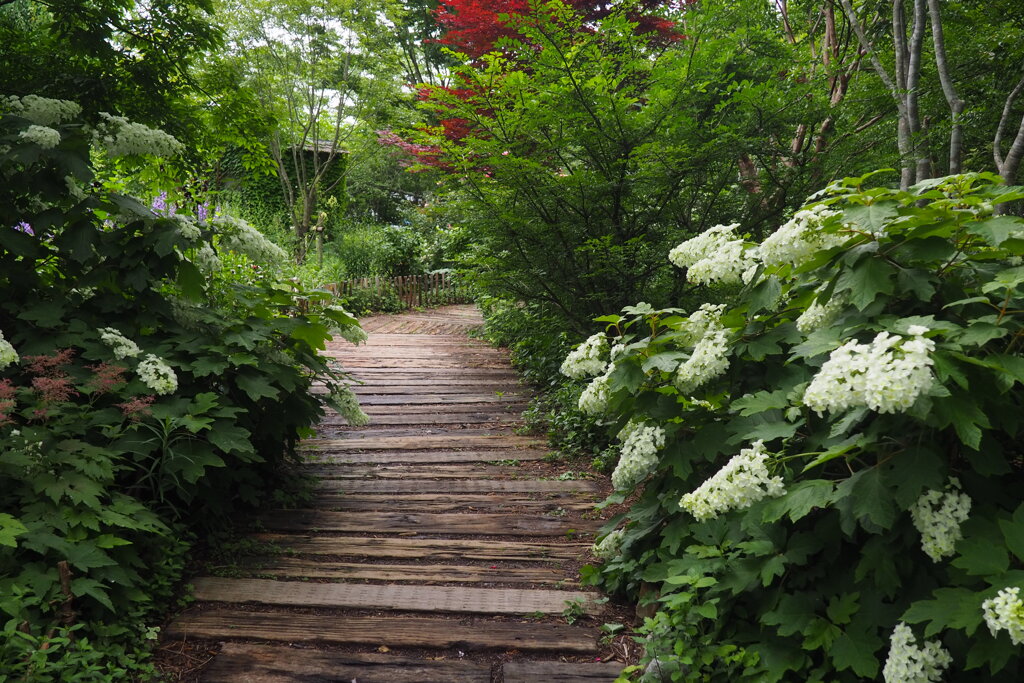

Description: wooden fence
[324,272,473,309]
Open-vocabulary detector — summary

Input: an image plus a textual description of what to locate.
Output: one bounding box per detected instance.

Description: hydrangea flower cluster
[611,421,665,490]
[680,440,785,521]
[758,204,846,268]
[3,95,81,126]
[330,385,370,426]
[98,328,141,360]
[212,215,288,263]
[795,293,846,333]
[674,325,730,394]
[578,371,612,415]
[910,478,971,562]
[19,125,61,149]
[0,330,18,370]
[172,215,201,242]
[136,355,178,395]
[674,303,725,345]
[95,113,183,158]
[882,622,952,683]
[192,244,222,273]
[336,323,368,345]
[803,326,935,415]
[982,586,1024,645]
[592,528,625,560]
[560,332,609,379]
[668,223,754,285]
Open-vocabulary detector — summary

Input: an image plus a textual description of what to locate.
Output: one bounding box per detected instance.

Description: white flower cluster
[803,326,935,415]
[680,440,785,521]
[910,479,971,562]
[759,205,846,268]
[560,332,609,379]
[0,330,18,369]
[882,622,952,683]
[192,244,222,274]
[19,125,61,149]
[98,327,141,360]
[578,371,612,415]
[95,113,183,158]
[330,385,370,426]
[137,355,178,395]
[172,215,202,242]
[592,528,625,560]
[982,587,1024,646]
[795,292,846,333]
[212,215,287,264]
[674,303,725,345]
[675,325,730,394]
[668,224,754,285]
[611,422,665,490]
[336,323,368,345]
[3,95,81,126]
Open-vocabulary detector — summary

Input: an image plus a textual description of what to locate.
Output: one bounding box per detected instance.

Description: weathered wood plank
[350,384,522,395]
[191,577,603,615]
[312,496,594,513]
[502,660,624,682]
[260,509,597,536]
[199,643,491,682]
[304,435,544,450]
[346,393,526,405]
[302,450,547,464]
[310,427,520,440]
[314,478,600,494]
[356,402,528,415]
[169,612,597,655]
[229,558,577,585]
[346,367,518,376]
[300,463,511,478]
[251,535,588,562]
[319,413,522,426]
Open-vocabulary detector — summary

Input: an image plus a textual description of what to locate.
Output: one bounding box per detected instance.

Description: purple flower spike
[14,221,34,235]
[152,191,168,213]
[196,203,209,222]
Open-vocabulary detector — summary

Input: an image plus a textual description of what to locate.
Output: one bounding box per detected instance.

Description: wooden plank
[251,535,587,562]
[200,642,492,682]
[310,427,520,440]
[314,479,600,494]
[357,402,528,415]
[338,360,510,369]
[304,435,544,450]
[346,393,524,404]
[319,413,522,426]
[229,558,577,585]
[345,367,517,375]
[502,660,624,682]
[302,450,547,464]
[300,463,512,478]
[312,496,594,513]
[168,610,598,654]
[260,509,597,536]
[351,385,522,395]
[191,577,603,615]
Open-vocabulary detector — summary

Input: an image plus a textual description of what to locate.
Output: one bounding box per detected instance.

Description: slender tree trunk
[995,72,1024,185]
[926,0,964,173]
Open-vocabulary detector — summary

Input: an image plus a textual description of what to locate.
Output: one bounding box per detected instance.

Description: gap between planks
[250,534,588,562]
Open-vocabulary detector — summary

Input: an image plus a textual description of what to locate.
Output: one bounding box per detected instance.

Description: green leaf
[955,322,1009,347]
[844,201,898,236]
[609,360,646,393]
[903,587,985,637]
[236,372,280,401]
[967,215,1024,247]
[999,507,1024,562]
[951,537,1009,576]
[176,261,206,300]
[732,389,790,416]
[835,258,895,310]
[290,321,331,350]
[0,513,28,548]
[72,577,115,612]
[207,423,254,455]
[762,480,835,523]
[830,629,880,678]
[641,351,687,373]
[981,265,1024,294]
[833,468,897,532]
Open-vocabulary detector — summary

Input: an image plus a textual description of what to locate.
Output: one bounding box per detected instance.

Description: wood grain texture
[304,434,544,450]
[191,577,603,615]
[260,509,598,536]
[250,535,588,562]
[302,450,547,464]
[502,660,624,682]
[225,558,577,585]
[314,478,600,494]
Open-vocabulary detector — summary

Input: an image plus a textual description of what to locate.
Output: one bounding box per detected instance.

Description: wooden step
[191,577,603,616]
[224,557,577,585]
[198,642,491,682]
[260,509,597,536]
[304,435,544,450]
[502,660,624,682]
[302,450,546,464]
[300,463,511,478]
[251,535,588,562]
[168,612,598,655]
[351,384,522,395]
[319,413,521,426]
[349,393,526,405]
[314,478,600,494]
[357,402,528,415]
[312,496,594,513]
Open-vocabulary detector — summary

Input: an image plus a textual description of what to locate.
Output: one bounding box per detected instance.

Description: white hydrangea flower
[674,303,726,345]
[609,343,627,361]
[136,354,178,395]
[611,422,665,490]
[3,95,81,126]
[803,328,935,415]
[211,215,287,263]
[982,587,1024,646]
[0,330,19,369]
[335,324,368,345]
[669,224,754,285]
[97,327,141,359]
[560,332,609,379]
[675,325,730,394]
[910,479,971,562]
[680,440,785,521]
[796,292,846,333]
[329,384,369,426]
[192,243,222,273]
[578,371,612,415]
[759,204,846,268]
[94,112,183,158]
[172,215,201,242]
[19,124,61,149]
[65,175,86,201]
[882,622,952,683]
[592,528,625,560]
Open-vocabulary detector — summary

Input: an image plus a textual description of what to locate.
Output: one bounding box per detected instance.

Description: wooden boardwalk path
[165,306,622,682]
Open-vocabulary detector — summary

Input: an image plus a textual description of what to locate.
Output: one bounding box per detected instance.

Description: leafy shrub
[573,173,1024,681]
[0,100,364,672]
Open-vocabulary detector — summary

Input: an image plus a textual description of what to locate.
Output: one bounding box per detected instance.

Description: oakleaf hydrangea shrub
[0,101,366,674]
[576,172,1024,681]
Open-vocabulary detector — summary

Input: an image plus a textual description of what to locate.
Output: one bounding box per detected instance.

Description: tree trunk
[926,0,964,174]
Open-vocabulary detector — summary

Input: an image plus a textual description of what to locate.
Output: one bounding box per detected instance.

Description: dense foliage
[0,101,365,676]
[567,173,1024,681]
